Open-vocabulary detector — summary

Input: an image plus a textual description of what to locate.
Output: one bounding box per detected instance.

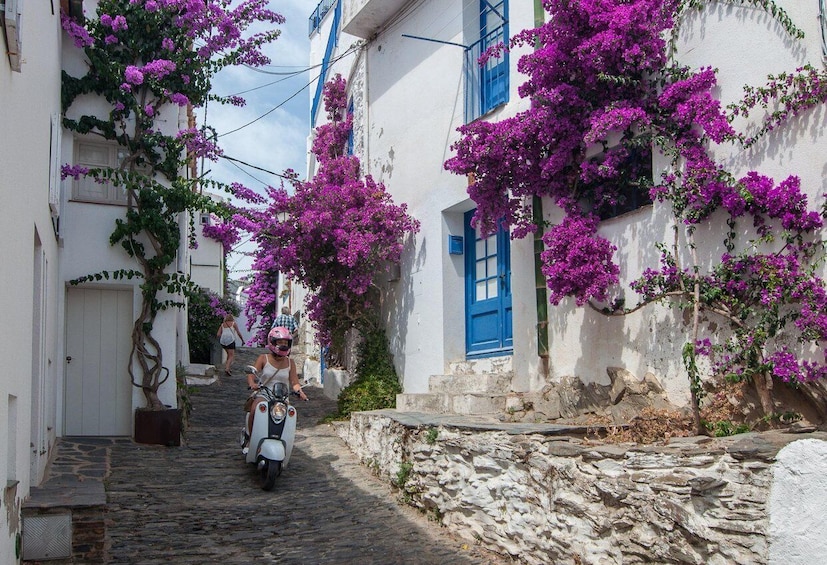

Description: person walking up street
[272,306,298,340]
[217,313,243,375]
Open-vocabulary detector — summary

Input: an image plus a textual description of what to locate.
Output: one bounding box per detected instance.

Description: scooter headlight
[271,402,287,422]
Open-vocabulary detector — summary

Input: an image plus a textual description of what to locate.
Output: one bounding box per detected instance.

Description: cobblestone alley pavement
[103,348,506,564]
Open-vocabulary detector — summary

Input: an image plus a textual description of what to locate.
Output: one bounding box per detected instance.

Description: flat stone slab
[186,374,218,386]
[362,409,593,436]
[24,476,106,509]
[185,363,218,385]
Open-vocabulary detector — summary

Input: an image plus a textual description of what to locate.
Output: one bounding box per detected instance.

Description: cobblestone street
[100,348,505,564]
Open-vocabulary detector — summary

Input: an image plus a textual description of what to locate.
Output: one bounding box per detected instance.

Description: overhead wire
[217,42,362,138]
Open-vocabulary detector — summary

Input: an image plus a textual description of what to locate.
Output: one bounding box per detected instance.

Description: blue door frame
[464,210,513,357]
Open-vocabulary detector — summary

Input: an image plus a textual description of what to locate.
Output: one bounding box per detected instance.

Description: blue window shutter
[310,0,342,126]
[479,0,509,115]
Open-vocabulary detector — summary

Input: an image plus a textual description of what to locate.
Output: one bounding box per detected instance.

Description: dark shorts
[222,342,236,350]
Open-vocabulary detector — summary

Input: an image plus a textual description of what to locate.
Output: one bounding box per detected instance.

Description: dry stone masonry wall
[339,412,827,564]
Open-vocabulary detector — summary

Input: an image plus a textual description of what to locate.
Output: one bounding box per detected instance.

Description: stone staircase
[396,358,513,416]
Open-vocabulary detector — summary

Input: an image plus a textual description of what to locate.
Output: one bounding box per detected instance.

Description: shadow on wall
[381,230,426,384]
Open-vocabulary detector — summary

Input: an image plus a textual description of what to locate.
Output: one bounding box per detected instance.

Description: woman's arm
[247,355,265,389]
[289,359,307,400]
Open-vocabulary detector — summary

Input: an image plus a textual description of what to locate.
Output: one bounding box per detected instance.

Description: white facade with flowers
[306,0,827,560]
[308,0,827,413]
[1,2,225,560]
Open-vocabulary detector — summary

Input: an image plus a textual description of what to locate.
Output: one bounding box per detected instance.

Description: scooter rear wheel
[260,459,282,491]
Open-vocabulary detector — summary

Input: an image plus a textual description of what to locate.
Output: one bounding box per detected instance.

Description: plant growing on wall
[445,0,827,432]
[187,288,239,364]
[61,0,284,410]
[242,75,420,358]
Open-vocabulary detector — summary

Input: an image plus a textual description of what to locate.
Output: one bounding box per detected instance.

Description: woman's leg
[226,348,235,373]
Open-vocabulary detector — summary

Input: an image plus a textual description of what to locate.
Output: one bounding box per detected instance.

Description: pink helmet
[267,326,292,357]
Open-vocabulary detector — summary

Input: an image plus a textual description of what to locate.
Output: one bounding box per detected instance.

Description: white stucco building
[0,3,63,560]
[307,1,827,411]
[1,4,225,561]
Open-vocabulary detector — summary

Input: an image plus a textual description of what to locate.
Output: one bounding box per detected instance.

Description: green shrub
[187,289,239,363]
[334,326,402,418]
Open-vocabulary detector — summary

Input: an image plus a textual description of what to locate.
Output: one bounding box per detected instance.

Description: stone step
[451,393,506,415]
[428,373,512,395]
[396,393,450,414]
[185,363,218,386]
[447,356,512,376]
[397,393,506,416]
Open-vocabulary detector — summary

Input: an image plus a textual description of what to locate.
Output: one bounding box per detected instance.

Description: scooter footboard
[257,438,286,462]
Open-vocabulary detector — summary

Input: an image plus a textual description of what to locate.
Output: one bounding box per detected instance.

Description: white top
[259,357,292,389]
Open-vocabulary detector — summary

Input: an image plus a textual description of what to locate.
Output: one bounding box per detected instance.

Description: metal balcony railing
[309,0,337,36]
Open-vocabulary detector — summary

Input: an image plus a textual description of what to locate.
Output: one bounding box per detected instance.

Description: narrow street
[102,347,506,564]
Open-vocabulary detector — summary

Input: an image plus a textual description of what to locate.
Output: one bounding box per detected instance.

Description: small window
[71,142,132,206]
[596,145,653,220]
[49,114,62,217]
[464,0,509,122]
[200,213,211,226]
[346,98,354,156]
[60,0,84,22]
[479,0,509,114]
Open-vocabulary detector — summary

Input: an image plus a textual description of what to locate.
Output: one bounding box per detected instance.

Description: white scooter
[241,366,298,490]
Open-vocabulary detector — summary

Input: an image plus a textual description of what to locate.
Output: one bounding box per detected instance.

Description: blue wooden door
[465,210,512,357]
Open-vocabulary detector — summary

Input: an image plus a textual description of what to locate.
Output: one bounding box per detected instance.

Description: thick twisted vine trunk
[130,299,168,410]
[125,186,174,410]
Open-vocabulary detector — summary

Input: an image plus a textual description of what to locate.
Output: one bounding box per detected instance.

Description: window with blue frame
[480,0,508,114]
[464,0,509,123]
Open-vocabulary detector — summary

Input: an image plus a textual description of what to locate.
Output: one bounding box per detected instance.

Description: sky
[201,0,316,278]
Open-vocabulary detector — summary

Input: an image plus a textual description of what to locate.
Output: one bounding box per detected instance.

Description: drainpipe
[533,0,550,378]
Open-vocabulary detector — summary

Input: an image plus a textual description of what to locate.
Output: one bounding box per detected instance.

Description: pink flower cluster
[541,215,619,305]
[60,13,94,47]
[176,128,223,161]
[242,76,419,346]
[60,164,90,180]
[202,221,240,251]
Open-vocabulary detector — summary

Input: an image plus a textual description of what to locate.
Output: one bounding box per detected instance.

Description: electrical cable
[222,154,297,182]
[218,43,361,138]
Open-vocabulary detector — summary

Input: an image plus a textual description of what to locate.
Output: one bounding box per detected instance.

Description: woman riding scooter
[243,326,307,452]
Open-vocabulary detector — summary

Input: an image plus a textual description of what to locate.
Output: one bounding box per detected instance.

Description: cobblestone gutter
[338,410,827,564]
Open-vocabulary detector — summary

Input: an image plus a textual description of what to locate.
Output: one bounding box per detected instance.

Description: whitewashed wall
[544,1,827,406]
[57,0,193,419]
[311,1,826,408]
[313,0,536,389]
[0,6,63,563]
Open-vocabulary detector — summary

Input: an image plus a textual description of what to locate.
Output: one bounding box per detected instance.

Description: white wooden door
[65,287,133,435]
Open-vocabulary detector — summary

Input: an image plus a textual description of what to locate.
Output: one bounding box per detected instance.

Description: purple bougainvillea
[445,0,827,420]
[240,76,420,348]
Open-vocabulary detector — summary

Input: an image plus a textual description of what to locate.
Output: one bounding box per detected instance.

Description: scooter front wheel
[260,459,282,491]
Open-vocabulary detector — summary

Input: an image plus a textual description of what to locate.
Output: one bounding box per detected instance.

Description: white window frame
[71,141,131,206]
[49,114,62,217]
[2,0,22,72]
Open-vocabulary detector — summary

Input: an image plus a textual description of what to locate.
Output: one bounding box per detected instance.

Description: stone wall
[339,412,827,564]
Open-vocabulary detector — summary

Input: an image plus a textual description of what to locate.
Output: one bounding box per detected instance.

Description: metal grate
[22,513,72,561]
